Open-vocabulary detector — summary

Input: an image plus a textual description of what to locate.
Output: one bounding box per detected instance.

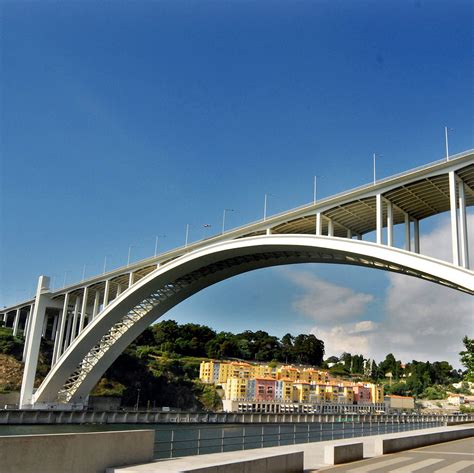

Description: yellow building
[299,368,329,384]
[277,366,299,381]
[218,361,252,384]
[342,384,354,404]
[293,381,310,403]
[199,361,220,384]
[251,364,276,379]
[224,377,248,401]
[367,383,384,403]
[276,378,294,402]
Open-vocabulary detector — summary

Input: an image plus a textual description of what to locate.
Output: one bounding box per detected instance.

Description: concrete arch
[33,235,474,405]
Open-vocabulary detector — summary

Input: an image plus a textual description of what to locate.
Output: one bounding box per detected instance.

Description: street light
[81,264,87,281]
[222,209,234,233]
[127,245,137,266]
[185,224,191,247]
[313,176,323,204]
[154,235,166,257]
[103,254,112,274]
[445,126,454,160]
[63,270,71,288]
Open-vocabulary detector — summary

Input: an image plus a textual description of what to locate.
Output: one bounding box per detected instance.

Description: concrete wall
[0,429,155,473]
[374,427,474,455]
[324,442,363,465]
[107,451,304,473]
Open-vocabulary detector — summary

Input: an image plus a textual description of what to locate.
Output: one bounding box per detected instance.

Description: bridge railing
[153,418,444,459]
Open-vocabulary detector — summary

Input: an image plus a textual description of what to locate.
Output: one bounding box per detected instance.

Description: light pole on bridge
[154,235,166,257]
[185,224,191,247]
[445,126,454,160]
[127,245,137,266]
[263,193,273,221]
[222,208,234,233]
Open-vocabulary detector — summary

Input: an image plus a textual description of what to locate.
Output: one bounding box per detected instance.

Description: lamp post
[63,270,71,288]
[222,209,234,233]
[445,126,454,160]
[185,224,190,247]
[103,255,112,275]
[127,245,136,266]
[154,235,166,257]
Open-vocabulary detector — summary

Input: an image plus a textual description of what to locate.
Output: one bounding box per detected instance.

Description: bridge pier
[20,276,51,409]
[449,171,460,266]
[458,180,469,269]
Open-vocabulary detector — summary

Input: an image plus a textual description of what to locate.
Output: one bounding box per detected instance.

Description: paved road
[318,438,474,472]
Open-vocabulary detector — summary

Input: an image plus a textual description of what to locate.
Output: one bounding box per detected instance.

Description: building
[224,377,248,401]
[384,395,415,411]
[248,378,276,401]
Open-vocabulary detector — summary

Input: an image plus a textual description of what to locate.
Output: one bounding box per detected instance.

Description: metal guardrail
[153,420,443,459]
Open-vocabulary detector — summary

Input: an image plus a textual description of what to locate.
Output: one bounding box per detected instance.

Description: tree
[293,334,324,366]
[460,336,474,382]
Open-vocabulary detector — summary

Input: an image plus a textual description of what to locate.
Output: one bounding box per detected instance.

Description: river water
[0,420,441,459]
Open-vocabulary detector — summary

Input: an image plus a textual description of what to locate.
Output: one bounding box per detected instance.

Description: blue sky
[1,1,473,364]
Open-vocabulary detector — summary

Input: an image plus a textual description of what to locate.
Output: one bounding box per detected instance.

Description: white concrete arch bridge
[2,150,473,409]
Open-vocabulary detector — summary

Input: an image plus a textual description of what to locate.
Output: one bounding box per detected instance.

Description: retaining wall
[0,429,155,473]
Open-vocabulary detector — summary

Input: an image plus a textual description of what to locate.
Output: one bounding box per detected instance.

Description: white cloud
[287,214,474,367]
[376,214,474,366]
[287,271,374,321]
[311,321,378,358]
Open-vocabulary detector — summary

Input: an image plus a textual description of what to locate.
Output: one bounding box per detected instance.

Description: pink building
[353,384,372,404]
[253,378,276,401]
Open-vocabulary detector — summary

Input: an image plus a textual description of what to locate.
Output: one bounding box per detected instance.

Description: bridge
[1,149,473,409]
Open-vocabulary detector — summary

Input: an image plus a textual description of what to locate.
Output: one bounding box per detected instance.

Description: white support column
[53,293,69,364]
[265,228,272,235]
[13,308,21,337]
[22,304,34,362]
[316,213,322,236]
[41,314,49,338]
[376,193,383,245]
[449,171,460,266]
[104,280,111,307]
[327,219,334,237]
[69,296,81,344]
[92,291,100,319]
[386,200,394,247]
[404,213,411,251]
[117,283,123,296]
[20,276,50,408]
[458,180,470,269]
[346,229,352,239]
[79,287,89,332]
[64,312,73,350]
[413,219,420,254]
[51,314,59,341]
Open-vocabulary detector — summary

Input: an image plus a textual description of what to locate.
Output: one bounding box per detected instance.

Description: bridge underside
[32,236,473,406]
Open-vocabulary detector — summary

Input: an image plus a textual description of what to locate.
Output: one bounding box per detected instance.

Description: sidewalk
[107,424,474,472]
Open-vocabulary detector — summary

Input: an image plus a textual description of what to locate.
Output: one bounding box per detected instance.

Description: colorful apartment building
[224,377,248,401]
[200,360,384,411]
[247,378,276,401]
